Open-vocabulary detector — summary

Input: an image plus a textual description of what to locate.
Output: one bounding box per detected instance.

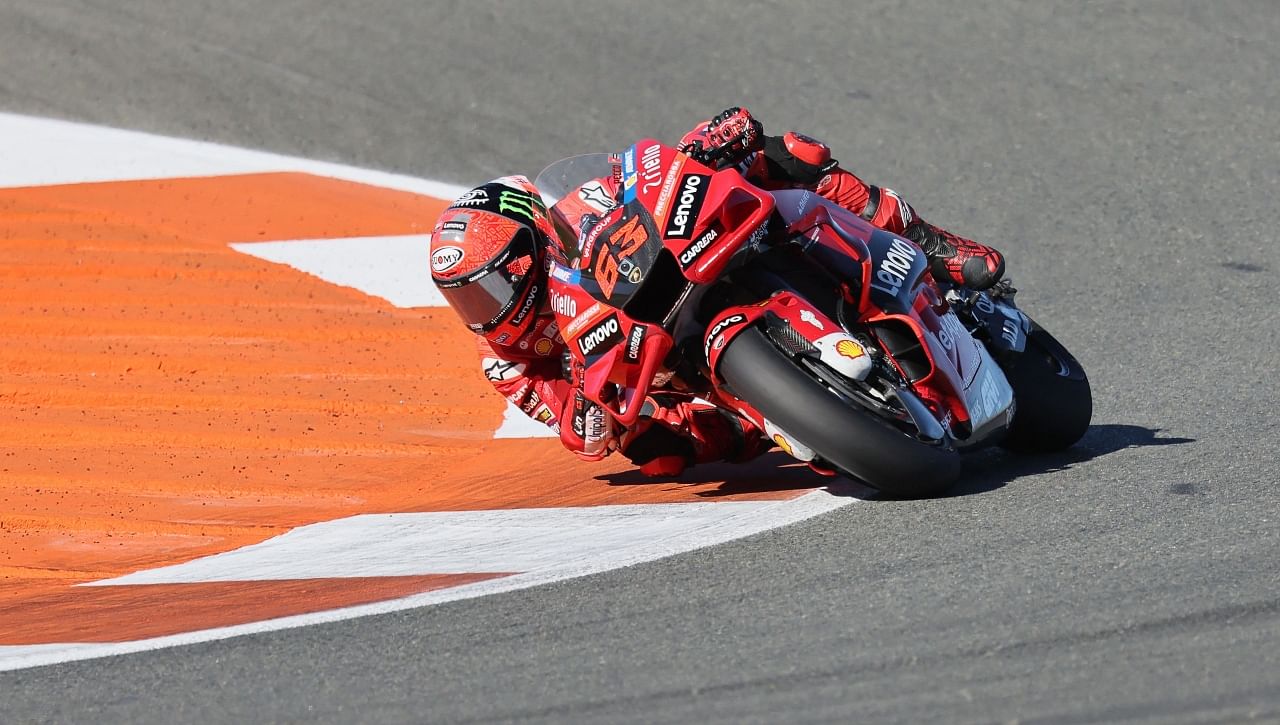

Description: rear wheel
[999,324,1092,452]
[718,327,960,497]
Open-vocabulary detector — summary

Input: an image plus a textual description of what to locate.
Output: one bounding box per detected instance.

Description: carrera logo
[664,174,710,239]
[550,289,577,318]
[624,324,646,363]
[430,245,464,273]
[578,314,622,357]
[678,226,719,268]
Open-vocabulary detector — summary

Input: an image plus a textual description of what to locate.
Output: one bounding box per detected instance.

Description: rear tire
[999,324,1092,452]
[719,327,960,497]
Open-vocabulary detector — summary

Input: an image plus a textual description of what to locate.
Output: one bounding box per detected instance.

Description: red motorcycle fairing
[547,140,779,427]
[780,193,1014,439]
[550,261,672,426]
[545,141,1010,447]
[621,140,774,283]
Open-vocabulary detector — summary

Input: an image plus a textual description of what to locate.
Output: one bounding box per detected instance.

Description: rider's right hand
[561,388,617,460]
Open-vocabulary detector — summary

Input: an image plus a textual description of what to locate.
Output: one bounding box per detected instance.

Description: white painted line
[0,489,862,672]
[90,503,781,584]
[231,236,446,309]
[494,404,560,438]
[0,112,470,199]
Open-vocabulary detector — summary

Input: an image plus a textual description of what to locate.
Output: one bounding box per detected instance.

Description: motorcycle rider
[429,107,1007,476]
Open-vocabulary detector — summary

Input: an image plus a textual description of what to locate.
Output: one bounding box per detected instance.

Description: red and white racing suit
[476,131,994,474]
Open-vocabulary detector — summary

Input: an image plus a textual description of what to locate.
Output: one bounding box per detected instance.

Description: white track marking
[493,405,559,438]
[0,112,468,198]
[91,502,798,583]
[0,490,859,672]
[231,236,446,309]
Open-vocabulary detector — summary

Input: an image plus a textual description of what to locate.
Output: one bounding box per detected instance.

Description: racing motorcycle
[533,140,1090,496]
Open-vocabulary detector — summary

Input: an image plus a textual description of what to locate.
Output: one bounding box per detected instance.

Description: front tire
[999,324,1092,452]
[719,327,960,497]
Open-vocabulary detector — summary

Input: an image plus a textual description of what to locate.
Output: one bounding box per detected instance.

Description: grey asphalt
[3,1,1279,722]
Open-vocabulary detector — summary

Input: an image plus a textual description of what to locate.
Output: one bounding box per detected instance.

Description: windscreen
[533,153,614,207]
[533,153,619,261]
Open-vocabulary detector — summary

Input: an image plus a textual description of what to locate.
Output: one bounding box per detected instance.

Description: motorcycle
[533,140,1090,496]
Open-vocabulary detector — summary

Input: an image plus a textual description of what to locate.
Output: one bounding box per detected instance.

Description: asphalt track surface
[2,1,1278,722]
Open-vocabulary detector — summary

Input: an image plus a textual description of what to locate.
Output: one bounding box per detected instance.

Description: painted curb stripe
[0,114,866,671]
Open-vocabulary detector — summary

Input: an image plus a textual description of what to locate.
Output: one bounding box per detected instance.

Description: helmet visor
[435,226,538,332]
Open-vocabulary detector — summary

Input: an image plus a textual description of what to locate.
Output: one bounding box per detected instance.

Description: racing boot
[623,397,771,477]
[903,221,1006,291]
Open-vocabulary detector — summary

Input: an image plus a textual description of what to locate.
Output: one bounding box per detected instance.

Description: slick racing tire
[999,323,1092,452]
[719,327,961,497]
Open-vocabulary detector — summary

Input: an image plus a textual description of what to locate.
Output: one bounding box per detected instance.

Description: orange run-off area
[0,172,817,644]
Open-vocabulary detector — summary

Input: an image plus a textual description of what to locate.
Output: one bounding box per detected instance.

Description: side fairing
[864,229,927,315]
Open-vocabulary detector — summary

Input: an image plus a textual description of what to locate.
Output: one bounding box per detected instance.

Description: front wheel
[999,323,1092,452]
[718,327,960,497]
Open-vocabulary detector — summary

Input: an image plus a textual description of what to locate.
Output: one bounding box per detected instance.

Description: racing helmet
[430,176,556,346]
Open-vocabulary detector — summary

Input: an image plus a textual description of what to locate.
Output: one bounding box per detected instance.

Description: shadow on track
[596,425,1193,500]
[942,424,1196,498]
[596,451,871,499]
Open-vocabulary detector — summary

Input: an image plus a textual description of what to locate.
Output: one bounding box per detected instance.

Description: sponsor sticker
[663,173,710,239]
[578,180,617,213]
[870,237,919,297]
[452,187,490,207]
[624,324,646,363]
[509,283,540,328]
[550,262,578,284]
[772,434,794,457]
[565,301,603,337]
[678,225,719,269]
[550,289,577,318]
[835,338,865,359]
[578,314,623,357]
[638,143,662,194]
[482,358,526,382]
[430,245,465,274]
[799,309,824,330]
[704,313,747,361]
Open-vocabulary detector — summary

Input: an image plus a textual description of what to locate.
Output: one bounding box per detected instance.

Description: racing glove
[561,389,616,461]
[559,352,617,460]
[680,107,765,168]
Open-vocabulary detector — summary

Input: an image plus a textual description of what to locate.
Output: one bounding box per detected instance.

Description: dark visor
[436,227,537,332]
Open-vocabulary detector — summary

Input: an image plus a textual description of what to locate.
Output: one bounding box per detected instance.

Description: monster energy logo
[498,189,544,223]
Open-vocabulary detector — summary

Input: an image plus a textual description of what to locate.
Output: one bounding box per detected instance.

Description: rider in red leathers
[429,108,1006,476]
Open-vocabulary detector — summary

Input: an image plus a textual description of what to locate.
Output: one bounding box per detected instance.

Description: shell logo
[534,337,555,356]
[772,434,794,457]
[835,338,865,360]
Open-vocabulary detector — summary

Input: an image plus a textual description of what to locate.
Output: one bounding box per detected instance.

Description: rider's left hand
[682,107,764,167]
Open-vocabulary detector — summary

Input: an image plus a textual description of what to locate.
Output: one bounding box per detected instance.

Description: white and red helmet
[430,176,557,345]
